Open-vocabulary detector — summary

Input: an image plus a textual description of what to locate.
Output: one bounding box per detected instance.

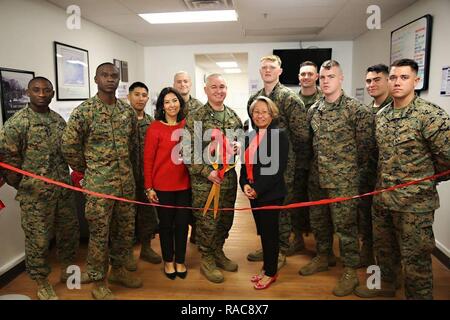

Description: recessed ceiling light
[216,61,238,68]
[224,68,241,74]
[139,10,238,24]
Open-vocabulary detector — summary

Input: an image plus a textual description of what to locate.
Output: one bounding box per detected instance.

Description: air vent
[183,0,234,10]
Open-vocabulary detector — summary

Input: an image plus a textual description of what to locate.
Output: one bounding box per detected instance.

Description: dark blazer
[239,123,289,203]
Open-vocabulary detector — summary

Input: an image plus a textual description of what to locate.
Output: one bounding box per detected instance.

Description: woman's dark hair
[154,87,186,122]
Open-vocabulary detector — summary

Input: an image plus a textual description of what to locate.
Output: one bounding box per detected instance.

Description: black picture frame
[54,41,90,100]
[0,67,35,124]
[390,15,432,91]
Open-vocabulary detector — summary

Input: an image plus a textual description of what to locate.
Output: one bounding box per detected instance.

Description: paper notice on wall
[440,66,450,96]
[117,82,129,101]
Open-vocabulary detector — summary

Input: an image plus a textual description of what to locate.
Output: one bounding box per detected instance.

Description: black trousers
[155,189,191,264]
[251,198,284,277]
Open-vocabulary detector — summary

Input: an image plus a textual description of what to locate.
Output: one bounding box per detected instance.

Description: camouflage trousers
[20,189,79,280]
[290,168,311,236]
[84,195,135,281]
[135,188,158,243]
[358,194,373,247]
[372,205,434,300]
[277,151,296,254]
[192,186,237,258]
[309,184,360,268]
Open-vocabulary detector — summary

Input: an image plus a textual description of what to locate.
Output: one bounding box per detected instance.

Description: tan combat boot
[354,281,396,298]
[247,248,264,262]
[215,250,238,272]
[200,255,224,283]
[108,267,143,288]
[140,241,162,264]
[124,253,138,272]
[36,279,58,300]
[299,255,329,276]
[92,280,115,300]
[332,267,359,297]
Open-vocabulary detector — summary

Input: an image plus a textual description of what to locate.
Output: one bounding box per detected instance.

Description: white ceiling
[46,0,417,46]
[195,52,248,74]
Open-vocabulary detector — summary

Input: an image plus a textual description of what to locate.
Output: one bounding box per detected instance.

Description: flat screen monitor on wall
[273,48,332,86]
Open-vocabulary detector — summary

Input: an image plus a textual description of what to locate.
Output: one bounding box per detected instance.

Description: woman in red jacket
[144,87,191,279]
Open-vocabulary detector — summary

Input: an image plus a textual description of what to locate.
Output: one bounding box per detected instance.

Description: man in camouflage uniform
[0,77,79,300]
[355,59,450,300]
[173,71,203,243]
[356,64,393,267]
[299,60,376,297]
[174,71,203,117]
[287,61,324,257]
[184,74,243,283]
[125,81,161,271]
[246,55,309,270]
[62,63,142,300]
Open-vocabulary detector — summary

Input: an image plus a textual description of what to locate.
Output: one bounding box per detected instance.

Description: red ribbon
[0,161,449,212]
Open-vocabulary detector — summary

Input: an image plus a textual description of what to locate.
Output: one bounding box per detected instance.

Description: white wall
[0,0,145,275]
[144,41,354,117]
[352,0,450,257]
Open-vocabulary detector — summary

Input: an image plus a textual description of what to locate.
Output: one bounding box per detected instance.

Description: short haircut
[260,55,282,67]
[129,81,148,93]
[205,73,224,85]
[173,71,190,82]
[96,62,117,75]
[366,64,389,75]
[249,96,280,120]
[320,59,341,70]
[154,87,186,123]
[390,58,419,74]
[299,61,318,72]
[28,76,53,89]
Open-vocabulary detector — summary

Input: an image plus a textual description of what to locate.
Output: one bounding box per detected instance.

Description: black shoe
[176,270,188,279]
[164,270,176,280]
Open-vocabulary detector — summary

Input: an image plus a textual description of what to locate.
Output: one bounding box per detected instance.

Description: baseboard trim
[0,260,25,289]
[433,246,450,269]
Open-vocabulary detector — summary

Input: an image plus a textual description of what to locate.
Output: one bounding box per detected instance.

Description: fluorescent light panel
[139,10,237,24]
[216,61,238,68]
[224,68,241,74]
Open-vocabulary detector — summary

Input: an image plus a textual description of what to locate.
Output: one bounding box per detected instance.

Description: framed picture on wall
[54,41,90,100]
[0,67,35,124]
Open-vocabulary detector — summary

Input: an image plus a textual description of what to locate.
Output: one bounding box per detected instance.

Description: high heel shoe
[250,274,263,283]
[164,263,176,280]
[176,264,188,279]
[254,274,278,290]
[164,269,176,280]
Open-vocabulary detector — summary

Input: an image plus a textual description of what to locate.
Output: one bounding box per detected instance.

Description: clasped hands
[243,184,257,200]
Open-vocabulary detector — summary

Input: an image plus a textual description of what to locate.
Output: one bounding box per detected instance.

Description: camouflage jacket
[184,102,243,191]
[373,96,450,212]
[299,88,323,110]
[308,91,376,189]
[61,95,138,197]
[368,95,393,115]
[248,82,310,169]
[136,113,153,190]
[0,105,71,201]
[183,95,204,117]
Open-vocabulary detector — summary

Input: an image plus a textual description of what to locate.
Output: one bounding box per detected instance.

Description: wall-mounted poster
[390,15,432,91]
[0,68,35,124]
[54,41,90,100]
